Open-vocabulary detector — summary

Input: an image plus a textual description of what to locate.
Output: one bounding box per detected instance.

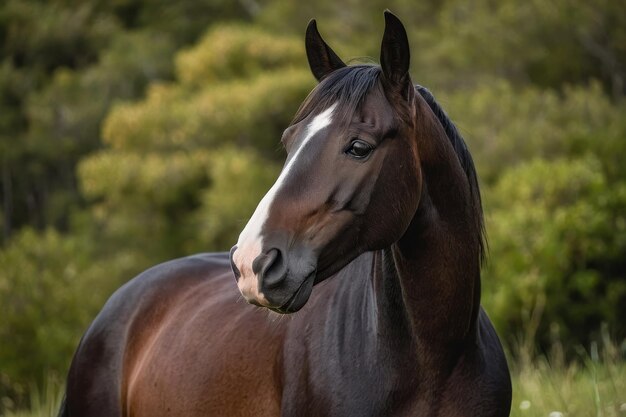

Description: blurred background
[0,0,624,415]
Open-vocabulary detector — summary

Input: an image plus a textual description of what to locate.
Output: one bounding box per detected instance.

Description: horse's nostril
[253,248,287,289]
[229,246,241,282]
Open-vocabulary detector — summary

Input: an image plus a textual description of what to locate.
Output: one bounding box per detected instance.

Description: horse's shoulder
[117,252,229,295]
[85,253,230,335]
[75,252,231,358]
[136,252,231,284]
[66,253,234,413]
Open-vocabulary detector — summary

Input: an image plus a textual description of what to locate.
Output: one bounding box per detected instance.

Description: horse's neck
[375,98,481,368]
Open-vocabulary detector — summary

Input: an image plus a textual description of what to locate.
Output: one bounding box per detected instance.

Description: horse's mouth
[269,272,316,314]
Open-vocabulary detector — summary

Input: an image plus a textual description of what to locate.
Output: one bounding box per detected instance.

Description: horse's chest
[280,327,416,416]
[280,359,398,416]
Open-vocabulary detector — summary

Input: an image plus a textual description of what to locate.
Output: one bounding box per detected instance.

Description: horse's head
[230,12,422,313]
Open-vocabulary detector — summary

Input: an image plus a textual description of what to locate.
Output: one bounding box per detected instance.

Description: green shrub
[483,156,626,350]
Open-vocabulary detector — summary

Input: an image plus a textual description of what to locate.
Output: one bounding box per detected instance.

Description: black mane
[294,65,486,263]
[415,85,487,263]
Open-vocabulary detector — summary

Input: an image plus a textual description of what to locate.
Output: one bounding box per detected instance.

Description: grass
[3,375,64,417]
[3,345,625,417]
[511,354,626,416]
[510,329,626,417]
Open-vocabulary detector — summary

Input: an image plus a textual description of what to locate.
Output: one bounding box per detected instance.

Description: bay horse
[60,11,511,417]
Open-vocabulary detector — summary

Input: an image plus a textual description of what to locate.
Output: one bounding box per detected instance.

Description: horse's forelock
[292,65,382,125]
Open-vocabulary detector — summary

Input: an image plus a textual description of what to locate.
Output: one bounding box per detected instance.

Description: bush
[482,156,626,350]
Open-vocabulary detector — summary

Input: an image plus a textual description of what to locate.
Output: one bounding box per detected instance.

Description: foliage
[191,147,280,252]
[483,156,626,349]
[101,69,312,153]
[2,373,64,417]
[0,229,92,384]
[421,0,626,95]
[437,80,626,350]
[440,81,623,181]
[175,24,305,86]
[0,0,252,240]
[257,0,626,96]
[79,24,309,260]
[0,228,146,411]
[510,333,626,417]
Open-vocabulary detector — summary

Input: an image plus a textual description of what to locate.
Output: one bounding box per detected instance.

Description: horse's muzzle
[230,242,317,313]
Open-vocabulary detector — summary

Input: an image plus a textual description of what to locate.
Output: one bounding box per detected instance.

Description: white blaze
[233,103,337,302]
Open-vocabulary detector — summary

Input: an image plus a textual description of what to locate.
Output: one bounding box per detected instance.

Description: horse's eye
[345,140,373,159]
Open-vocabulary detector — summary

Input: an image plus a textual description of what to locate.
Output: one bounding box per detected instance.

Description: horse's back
[65,253,284,417]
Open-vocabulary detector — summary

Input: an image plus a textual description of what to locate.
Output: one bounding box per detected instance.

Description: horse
[59,11,511,417]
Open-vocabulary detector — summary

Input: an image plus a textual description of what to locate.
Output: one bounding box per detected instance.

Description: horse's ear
[380,11,412,98]
[306,19,346,82]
